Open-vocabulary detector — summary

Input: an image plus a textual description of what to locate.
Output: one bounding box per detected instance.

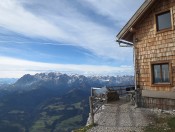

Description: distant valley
[0,78,18,86]
[0,72,134,132]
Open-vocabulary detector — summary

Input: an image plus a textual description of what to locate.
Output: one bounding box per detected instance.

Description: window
[152,63,170,84]
[156,10,172,31]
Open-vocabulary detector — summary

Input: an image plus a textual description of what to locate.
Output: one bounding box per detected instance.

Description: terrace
[87,86,157,132]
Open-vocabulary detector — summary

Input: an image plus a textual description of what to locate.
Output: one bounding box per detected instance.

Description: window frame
[154,8,174,33]
[150,61,172,86]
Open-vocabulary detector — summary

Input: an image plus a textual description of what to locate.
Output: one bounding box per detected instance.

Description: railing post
[105,93,108,104]
[119,89,121,96]
[91,87,93,96]
[89,96,94,125]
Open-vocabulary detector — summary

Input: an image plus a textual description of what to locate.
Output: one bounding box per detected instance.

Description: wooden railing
[107,85,135,96]
[89,95,107,125]
[89,85,135,125]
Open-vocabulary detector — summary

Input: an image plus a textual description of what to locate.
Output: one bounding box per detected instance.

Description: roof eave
[116,0,156,42]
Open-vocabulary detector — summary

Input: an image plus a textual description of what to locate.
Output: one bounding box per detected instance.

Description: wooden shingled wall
[134,0,175,91]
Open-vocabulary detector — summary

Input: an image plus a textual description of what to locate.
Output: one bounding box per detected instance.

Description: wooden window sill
[156,27,173,34]
[151,83,171,87]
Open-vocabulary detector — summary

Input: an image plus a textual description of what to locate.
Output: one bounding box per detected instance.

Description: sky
[0,0,144,78]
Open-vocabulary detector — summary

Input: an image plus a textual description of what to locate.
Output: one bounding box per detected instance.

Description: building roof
[116,0,156,42]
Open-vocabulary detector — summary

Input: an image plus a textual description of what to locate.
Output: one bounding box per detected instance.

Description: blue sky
[0,0,144,78]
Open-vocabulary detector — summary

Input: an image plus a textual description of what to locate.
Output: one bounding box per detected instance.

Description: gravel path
[87,97,156,132]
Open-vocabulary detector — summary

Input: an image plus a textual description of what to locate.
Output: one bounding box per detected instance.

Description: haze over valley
[0,72,134,132]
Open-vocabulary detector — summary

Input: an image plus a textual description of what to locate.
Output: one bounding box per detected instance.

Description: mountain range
[0,72,134,132]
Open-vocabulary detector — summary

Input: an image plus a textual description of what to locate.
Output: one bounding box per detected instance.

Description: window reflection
[153,65,161,83]
[162,64,169,82]
[156,11,171,31]
[153,63,170,83]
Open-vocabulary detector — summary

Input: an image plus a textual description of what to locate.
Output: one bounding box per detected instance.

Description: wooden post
[89,96,94,125]
[121,87,123,95]
[91,88,93,96]
[120,87,122,95]
[105,93,108,104]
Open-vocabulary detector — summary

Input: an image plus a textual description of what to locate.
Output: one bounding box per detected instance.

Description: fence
[89,85,135,125]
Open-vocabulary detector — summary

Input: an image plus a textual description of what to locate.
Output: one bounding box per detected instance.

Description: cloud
[80,0,144,26]
[0,0,143,62]
[0,0,75,42]
[0,56,133,78]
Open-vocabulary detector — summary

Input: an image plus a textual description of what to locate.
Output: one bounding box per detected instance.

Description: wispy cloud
[0,0,74,42]
[79,0,144,26]
[0,56,133,78]
[0,0,143,60]
[0,0,144,77]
